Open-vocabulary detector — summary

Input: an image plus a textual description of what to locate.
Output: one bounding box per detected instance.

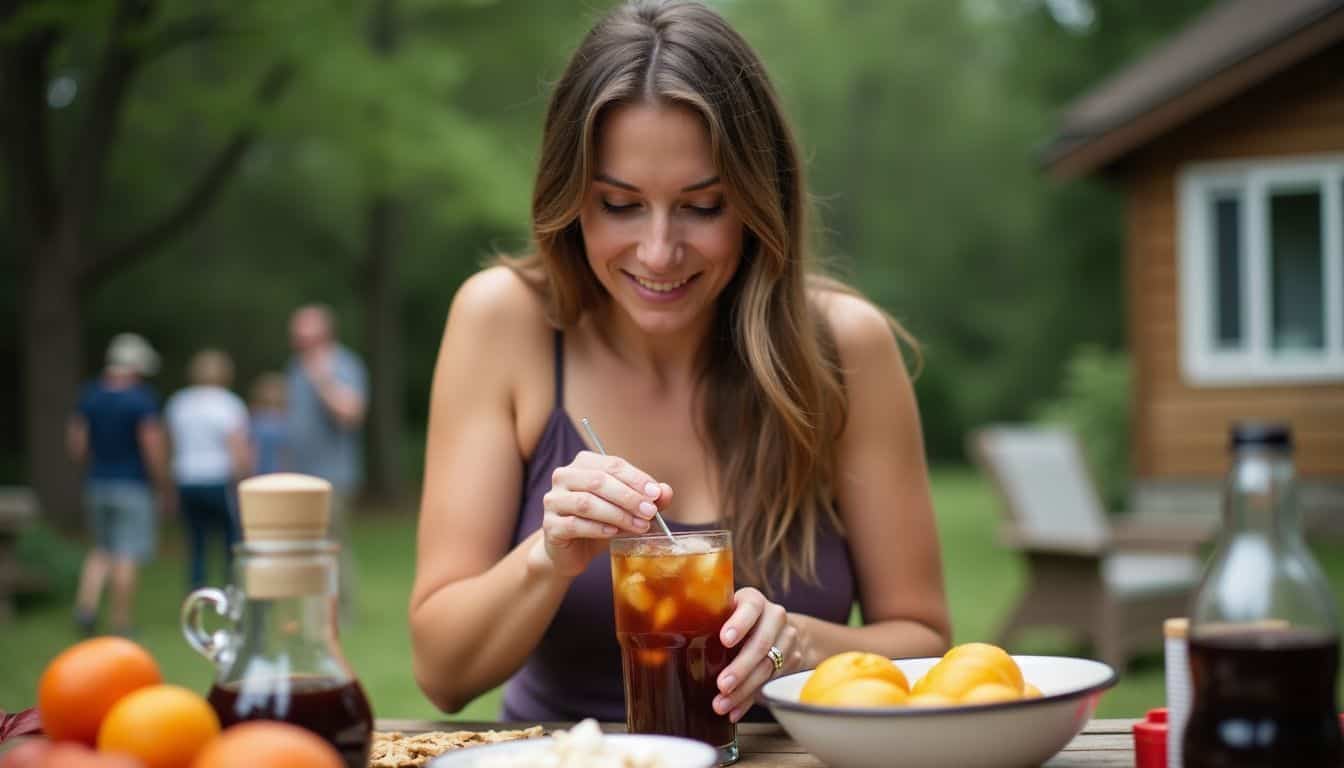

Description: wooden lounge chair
[969,427,1214,672]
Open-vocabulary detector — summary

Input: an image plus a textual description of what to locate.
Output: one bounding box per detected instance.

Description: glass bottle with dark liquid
[183,474,373,768]
[1183,424,1342,767]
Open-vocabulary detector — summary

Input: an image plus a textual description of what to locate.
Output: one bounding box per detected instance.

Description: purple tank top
[501,333,855,723]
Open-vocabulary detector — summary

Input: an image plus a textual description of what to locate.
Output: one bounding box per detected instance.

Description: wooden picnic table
[375,717,1139,767]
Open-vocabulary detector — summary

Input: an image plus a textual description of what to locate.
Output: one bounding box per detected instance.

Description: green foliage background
[0,0,1216,481]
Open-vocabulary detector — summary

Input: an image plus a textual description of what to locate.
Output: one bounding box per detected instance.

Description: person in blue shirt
[248,371,290,476]
[286,304,368,619]
[66,333,173,636]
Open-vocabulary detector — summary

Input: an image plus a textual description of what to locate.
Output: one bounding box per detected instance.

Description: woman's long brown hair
[500,0,916,592]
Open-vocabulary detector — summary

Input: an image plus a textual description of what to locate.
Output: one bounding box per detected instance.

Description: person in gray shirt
[286,304,368,619]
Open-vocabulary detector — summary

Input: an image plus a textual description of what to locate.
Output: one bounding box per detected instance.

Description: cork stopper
[237,474,334,599]
[238,473,331,542]
[1164,617,1188,639]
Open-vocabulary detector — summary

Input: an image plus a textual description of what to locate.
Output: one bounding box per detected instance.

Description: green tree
[0,0,587,519]
[1,0,291,525]
[727,0,1213,458]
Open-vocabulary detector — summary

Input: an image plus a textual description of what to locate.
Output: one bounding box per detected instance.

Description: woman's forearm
[789,612,950,670]
[409,530,574,712]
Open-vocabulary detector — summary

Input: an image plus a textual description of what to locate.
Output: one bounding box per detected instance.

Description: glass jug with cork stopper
[181,473,373,768]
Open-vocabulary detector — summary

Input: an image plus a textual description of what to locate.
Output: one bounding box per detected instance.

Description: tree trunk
[359,0,405,506]
[23,238,84,531]
[361,195,406,504]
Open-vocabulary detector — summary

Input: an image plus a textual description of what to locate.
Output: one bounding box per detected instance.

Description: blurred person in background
[287,303,368,619]
[66,332,173,636]
[410,0,948,724]
[248,371,290,475]
[164,349,251,591]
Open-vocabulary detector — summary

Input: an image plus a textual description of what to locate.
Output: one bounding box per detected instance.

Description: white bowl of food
[761,653,1117,768]
[427,719,716,768]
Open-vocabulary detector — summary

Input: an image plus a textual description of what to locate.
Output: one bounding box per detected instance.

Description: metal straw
[581,417,676,543]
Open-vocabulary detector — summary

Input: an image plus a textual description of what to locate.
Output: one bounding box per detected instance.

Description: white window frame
[1178,155,1344,386]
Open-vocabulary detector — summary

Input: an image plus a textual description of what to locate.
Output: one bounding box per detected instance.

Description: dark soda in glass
[612,531,737,763]
[1184,627,1342,767]
[208,675,373,768]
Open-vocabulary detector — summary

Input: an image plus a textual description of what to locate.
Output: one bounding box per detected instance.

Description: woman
[164,348,251,590]
[410,0,949,724]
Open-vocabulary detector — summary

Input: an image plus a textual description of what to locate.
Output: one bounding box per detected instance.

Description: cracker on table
[369,725,545,768]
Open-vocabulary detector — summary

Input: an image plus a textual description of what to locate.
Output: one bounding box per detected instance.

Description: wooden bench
[0,487,47,622]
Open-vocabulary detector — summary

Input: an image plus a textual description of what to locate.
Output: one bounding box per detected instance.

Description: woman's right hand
[538,450,672,578]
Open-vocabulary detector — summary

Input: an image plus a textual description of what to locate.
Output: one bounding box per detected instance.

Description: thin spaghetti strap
[553,329,565,409]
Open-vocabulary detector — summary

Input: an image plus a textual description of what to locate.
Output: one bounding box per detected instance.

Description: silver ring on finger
[767,644,785,675]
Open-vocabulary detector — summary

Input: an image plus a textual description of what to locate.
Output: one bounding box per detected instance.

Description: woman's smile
[624,270,701,301]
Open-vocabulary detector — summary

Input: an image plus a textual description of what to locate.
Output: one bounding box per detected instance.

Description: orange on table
[191,721,344,768]
[0,741,144,768]
[809,677,909,708]
[37,637,162,746]
[798,651,910,703]
[96,685,220,768]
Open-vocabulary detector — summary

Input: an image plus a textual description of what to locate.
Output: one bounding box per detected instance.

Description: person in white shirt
[164,349,252,590]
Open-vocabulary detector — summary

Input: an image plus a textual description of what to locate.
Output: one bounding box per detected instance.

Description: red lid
[1133,708,1168,768]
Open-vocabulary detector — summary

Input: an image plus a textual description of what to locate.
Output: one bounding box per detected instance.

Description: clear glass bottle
[1183,423,1341,767]
[182,474,372,768]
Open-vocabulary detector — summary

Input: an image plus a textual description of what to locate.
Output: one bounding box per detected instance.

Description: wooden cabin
[1042,0,1344,510]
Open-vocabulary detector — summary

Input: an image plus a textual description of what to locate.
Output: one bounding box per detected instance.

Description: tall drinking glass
[610,530,738,765]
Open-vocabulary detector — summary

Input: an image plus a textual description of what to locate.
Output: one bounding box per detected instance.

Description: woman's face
[579,102,744,338]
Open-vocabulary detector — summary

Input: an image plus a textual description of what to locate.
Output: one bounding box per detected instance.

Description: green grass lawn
[4,466,1343,722]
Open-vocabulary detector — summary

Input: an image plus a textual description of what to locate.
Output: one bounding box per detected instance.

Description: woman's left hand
[713,587,806,722]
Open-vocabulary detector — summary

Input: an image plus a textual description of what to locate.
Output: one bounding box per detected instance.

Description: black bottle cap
[1230,422,1293,451]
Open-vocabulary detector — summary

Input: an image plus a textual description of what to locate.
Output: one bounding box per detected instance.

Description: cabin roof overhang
[1041,0,1344,181]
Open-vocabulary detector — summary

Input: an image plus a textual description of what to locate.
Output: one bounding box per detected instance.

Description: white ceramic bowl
[762,655,1117,768]
[426,733,717,768]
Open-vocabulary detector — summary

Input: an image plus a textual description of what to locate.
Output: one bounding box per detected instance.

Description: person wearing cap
[286,304,368,620]
[66,332,174,636]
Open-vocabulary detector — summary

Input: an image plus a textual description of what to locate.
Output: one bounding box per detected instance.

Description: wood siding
[1123,42,1344,479]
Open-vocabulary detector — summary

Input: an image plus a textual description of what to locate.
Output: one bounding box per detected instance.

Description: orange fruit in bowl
[97,684,220,768]
[912,642,1024,699]
[38,636,162,745]
[191,721,344,768]
[799,651,909,703]
[960,682,1022,705]
[905,691,959,707]
[939,642,1024,692]
[809,677,909,708]
[912,657,1001,698]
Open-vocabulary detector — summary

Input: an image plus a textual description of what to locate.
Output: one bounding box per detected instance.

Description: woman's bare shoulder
[450,265,548,326]
[446,266,553,344]
[442,266,553,377]
[811,285,902,365]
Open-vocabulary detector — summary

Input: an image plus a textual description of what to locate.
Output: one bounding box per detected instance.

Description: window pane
[1270,188,1325,353]
[1212,196,1242,347]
